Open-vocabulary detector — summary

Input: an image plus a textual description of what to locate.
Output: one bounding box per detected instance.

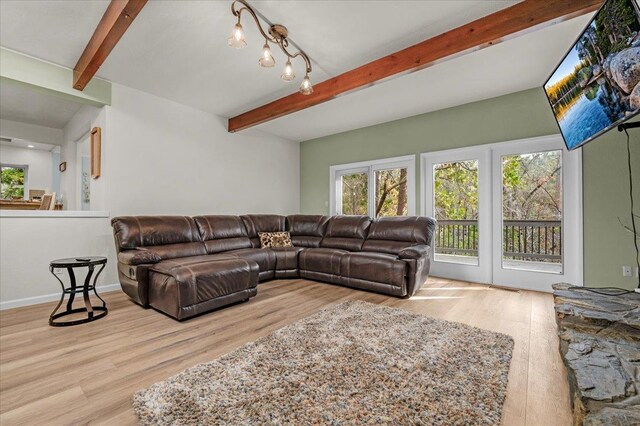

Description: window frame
[0,163,29,201]
[330,155,416,217]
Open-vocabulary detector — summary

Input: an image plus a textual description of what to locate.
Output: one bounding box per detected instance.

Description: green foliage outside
[434,160,478,221]
[434,161,479,256]
[375,169,407,217]
[341,172,368,215]
[1,166,25,200]
[341,168,408,217]
[434,152,562,262]
[502,152,562,221]
[340,153,563,261]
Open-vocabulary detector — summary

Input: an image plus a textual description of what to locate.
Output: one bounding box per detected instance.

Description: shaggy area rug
[133,301,514,425]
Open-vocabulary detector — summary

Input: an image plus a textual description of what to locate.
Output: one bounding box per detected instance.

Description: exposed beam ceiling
[73,0,147,91]
[228,0,603,133]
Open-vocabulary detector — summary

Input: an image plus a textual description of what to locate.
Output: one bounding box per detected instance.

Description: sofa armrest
[118,249,162,265]
[398,244,430,260]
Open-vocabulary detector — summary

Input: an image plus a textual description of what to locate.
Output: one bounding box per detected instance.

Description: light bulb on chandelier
[259,41,275,68]
[227,22,246,49]
[281,59,295,81]
[299,74,313,95]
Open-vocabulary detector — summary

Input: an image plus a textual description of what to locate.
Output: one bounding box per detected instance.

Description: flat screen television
[544,0,640,150]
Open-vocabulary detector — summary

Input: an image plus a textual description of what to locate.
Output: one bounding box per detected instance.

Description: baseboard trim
[0,283,121,311]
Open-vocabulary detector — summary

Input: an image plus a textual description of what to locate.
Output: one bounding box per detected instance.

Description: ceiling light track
[228,0,314,95]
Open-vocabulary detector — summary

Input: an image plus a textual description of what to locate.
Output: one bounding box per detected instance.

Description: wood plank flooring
[0,278,572,425]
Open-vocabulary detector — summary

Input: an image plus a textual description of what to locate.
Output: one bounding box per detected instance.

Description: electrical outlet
[622,266,632,277]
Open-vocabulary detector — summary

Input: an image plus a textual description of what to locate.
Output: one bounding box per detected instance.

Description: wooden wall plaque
[90,127,101,179]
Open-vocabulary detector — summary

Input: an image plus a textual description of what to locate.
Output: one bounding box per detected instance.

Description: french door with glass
[423,148,492,283]
[491,137,582,291]
[422,136,582,292]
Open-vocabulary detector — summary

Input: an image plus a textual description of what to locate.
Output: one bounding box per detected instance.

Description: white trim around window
[329,155,416,217]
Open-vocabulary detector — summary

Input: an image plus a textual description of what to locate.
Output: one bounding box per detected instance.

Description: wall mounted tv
[544,0,640,150]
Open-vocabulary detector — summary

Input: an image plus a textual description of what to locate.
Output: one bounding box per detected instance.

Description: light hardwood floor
[0,277,572,425]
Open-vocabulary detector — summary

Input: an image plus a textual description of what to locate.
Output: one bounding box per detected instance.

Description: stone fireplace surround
[553,283,640,425]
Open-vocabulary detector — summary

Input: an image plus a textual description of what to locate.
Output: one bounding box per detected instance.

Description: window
[1,164,28,200]
[331,156,415,217]
[433,159,480,266]
[375,168,408,217]
[340,170,368,215]
[500,150,563,274]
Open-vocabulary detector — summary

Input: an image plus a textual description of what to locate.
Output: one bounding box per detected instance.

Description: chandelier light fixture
[228,0,313,95]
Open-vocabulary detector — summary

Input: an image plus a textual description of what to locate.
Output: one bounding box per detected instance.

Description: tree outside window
[1,165,27,200]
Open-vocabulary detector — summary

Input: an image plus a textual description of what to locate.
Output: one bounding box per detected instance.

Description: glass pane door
[423,136,580,292]
[423,148,492,284]
[433,160,479,266]
[501,150,562,273]
[374,168,408,217]
[340,171,368,215]
[492,137,581,292]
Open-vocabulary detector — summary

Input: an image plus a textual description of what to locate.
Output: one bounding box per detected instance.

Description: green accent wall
[299,87,639,290]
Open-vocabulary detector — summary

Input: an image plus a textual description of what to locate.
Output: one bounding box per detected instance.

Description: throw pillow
[259,231,293,248]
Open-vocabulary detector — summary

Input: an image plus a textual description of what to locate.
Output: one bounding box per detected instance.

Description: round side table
[49,257,108,326]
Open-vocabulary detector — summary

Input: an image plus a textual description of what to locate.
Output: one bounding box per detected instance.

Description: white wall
[60,105,103,210]
[0,83,300,307]
[0,144,53,194]
[104,84,300,217]
[0,216,116,308]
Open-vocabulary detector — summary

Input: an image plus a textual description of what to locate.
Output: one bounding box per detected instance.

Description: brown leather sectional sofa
[111,214,436,320]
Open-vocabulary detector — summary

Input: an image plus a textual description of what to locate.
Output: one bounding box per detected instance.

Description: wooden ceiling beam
[228,0,602,133]
[73,0,148,91]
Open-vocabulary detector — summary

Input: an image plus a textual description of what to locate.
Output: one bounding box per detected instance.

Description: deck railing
[435,219,562,262]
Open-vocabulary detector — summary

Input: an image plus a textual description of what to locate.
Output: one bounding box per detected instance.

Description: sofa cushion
[341,252,407,288]
[299,247,348,276]
[398,244,430,260]
[148,255,259,320]
[150,254,238,272]
[287,215,329,248]
[269,246,304,276]
[241,215,287,248]
[138,242,207,260]
[111,216,202,251]
[362,216,437,255]
[117,248,162,265]
[223,248,276,273]
[193,215,252,254]
[320,215,371,251]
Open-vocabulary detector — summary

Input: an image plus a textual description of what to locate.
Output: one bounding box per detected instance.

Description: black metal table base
[49,257,108,327]
[49,306,108,327]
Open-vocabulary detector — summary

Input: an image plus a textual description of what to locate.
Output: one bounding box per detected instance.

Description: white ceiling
[0,82,84,129]
[0,138,58,152]
[0,0,594,141]
[255,13,594,141]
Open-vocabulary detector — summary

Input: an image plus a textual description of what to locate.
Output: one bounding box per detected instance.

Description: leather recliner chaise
[111,214,436,320]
